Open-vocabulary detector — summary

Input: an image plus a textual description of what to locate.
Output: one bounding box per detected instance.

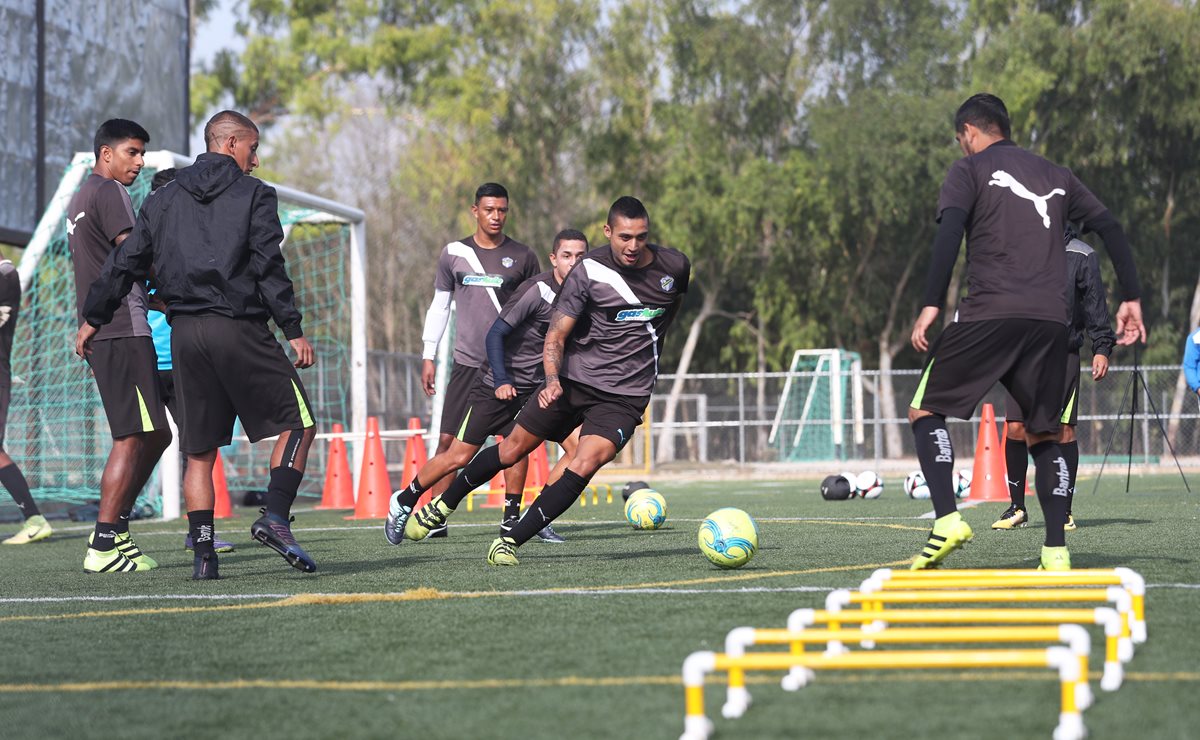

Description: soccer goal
[768,349,864,462]
[12,151,367,519]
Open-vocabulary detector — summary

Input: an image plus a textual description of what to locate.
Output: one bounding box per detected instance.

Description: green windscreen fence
[7,155,352,517]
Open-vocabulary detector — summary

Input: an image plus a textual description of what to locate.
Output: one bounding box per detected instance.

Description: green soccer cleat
[991,504,1028,530]
[89,531,158,569]
[1063,513,1077,531]
[405,495,454,541]
[911,511,973,570]
[1039,545,1071,571]
[2,514,53,545]
[83,547,146,573]
[487,536,519,566]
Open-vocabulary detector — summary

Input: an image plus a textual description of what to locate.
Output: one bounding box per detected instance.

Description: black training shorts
[514,377,647,450]
[158,369,181,425]
[1004,350,1082,427]
[911,318,1068,435]
[0,383,10,446]
[87,336,170,439]
[438,362,481,437]
[455,381,536,445]
[171,316,315,454]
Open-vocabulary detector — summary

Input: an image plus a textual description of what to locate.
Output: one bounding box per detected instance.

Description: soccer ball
[856,471,883,499]
[698,508,759,569]
[955,469,973,499]
[904,470,931,500]
[621,480,651,501]
[820,474,854,501]
[841,471,861,498]
[624,489,666,529]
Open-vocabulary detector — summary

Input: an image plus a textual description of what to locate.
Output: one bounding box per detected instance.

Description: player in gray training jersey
[415,183,541,537]
[386,232,588,545]
[405,196,691,566]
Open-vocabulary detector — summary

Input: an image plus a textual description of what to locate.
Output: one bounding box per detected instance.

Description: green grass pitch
[1,474,1197,739]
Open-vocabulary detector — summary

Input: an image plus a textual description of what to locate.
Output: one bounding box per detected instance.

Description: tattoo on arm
[543,310,574,380]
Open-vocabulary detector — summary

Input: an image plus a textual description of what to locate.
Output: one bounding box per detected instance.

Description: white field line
[3,582,1196,606]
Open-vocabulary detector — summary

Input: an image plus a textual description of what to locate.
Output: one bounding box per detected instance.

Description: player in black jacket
[77,110,318,580]
[994,226,1116,531]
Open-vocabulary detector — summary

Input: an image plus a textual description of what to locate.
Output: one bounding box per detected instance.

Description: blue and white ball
[698,508,759,569]
[624,490,667,530]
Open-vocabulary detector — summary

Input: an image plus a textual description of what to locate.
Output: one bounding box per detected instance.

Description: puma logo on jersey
[615,307,665,322]
[987,170,1065,229]
[65,211,86,235]
[0,306,11,329]
[461,274,504,288]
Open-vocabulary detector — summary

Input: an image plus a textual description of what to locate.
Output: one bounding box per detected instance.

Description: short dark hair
[204,110,259,151]
[151,168,176,190]
[94,119,150,158]
[475,182,509,203]
[954,93,1011,139]
[552,228,588,254]
[606,196,649,226]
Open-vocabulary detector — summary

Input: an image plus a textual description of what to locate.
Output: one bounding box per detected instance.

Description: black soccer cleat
[534,523,566,543]
[251,509,317,573]
[192,553,220,580]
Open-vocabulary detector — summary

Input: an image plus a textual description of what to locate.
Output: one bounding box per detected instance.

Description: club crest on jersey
[462,274,504,287]
[615,307,666,322]
[501,257,514,268]
[660,276,675,292]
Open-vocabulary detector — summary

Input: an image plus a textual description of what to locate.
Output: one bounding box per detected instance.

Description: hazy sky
[190,0,244,152]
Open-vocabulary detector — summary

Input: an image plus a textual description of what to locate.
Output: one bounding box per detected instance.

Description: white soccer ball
[904,470,930,500]
[955,469,973,499]
[856,471,883,499]
[840,471,861,498]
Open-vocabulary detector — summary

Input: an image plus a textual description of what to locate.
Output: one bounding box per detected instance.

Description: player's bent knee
[908,407,936,425]
[1006,421,1026,441]
[1059,425,1076,444]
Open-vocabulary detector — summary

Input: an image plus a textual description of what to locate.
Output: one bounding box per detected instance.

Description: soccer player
[909,93,1143,571]
[994,226,1116,532]
[416,183,541,536]
[407,196,691,566]
[78,110,318,580]
[0,258,52,546]
[1185,326,1200,408]
[67,119,171,573]
[145,168,235,554]
[386,230,588,545]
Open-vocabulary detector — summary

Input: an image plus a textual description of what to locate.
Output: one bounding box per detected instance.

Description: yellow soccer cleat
[991,504,1028,530]
[487,536,519,566]
[2,514,52,545]
[1038,545,1071,571]
[911,511,973,570]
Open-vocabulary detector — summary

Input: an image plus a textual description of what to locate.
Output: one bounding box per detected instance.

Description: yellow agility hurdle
[577,483,613,507]
[866,567,1147,643]
[719,624,1093,721]
[680,647,1086,740]
[782,606,1127,691]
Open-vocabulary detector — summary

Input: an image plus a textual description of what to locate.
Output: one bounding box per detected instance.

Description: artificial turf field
[1,474,1197,740]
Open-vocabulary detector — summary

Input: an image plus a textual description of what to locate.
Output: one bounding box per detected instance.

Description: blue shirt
[148,310,172,371]
[1185,328,1200,393]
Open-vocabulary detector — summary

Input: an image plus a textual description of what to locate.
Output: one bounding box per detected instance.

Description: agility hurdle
[719,624,1093,721]
[781,606,1127,691]
[680,647,1086,740]
[866,568,1147,643]
[578,483,613,507]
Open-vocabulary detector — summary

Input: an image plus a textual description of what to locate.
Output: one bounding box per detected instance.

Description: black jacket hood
[176,153,244,203]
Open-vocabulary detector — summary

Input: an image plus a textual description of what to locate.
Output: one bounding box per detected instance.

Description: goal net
[768,349,864,462]
[9,151,366,519]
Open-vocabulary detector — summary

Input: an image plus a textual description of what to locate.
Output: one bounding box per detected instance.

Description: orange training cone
[317,423,355,509]
[212,450,232,519]
[523,443,551,505]
[970,403,1008,502]
[348,416,391,519]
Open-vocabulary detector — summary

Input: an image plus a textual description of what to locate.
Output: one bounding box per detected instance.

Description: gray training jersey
[556,244,691,397]
[67,174,150,340]
[483,270,559,390]
[434,235,540,367]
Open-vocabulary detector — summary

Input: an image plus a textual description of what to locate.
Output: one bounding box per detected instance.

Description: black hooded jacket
[1067,238,1115,356]
[83,152,303,339]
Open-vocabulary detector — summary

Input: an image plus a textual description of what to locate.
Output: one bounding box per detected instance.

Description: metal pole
[738,375,746,464]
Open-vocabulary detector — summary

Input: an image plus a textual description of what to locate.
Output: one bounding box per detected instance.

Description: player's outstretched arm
[247,186,304,340]
[539,309,576,409]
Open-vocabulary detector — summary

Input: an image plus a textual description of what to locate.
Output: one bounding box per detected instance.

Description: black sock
[1061,440,1079,514]
[503,494,522,521]
[1030,441,1069,547]
[442,445,505,509]
[0,463,40,519]
[92,521,119,551]
[395,476,426,509]
[265,466,304,520]
[507,470,588,546]
[188,509,216,557]
[115,508,131,534]
[1004,437,1028,509]
[912,416,957,519]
